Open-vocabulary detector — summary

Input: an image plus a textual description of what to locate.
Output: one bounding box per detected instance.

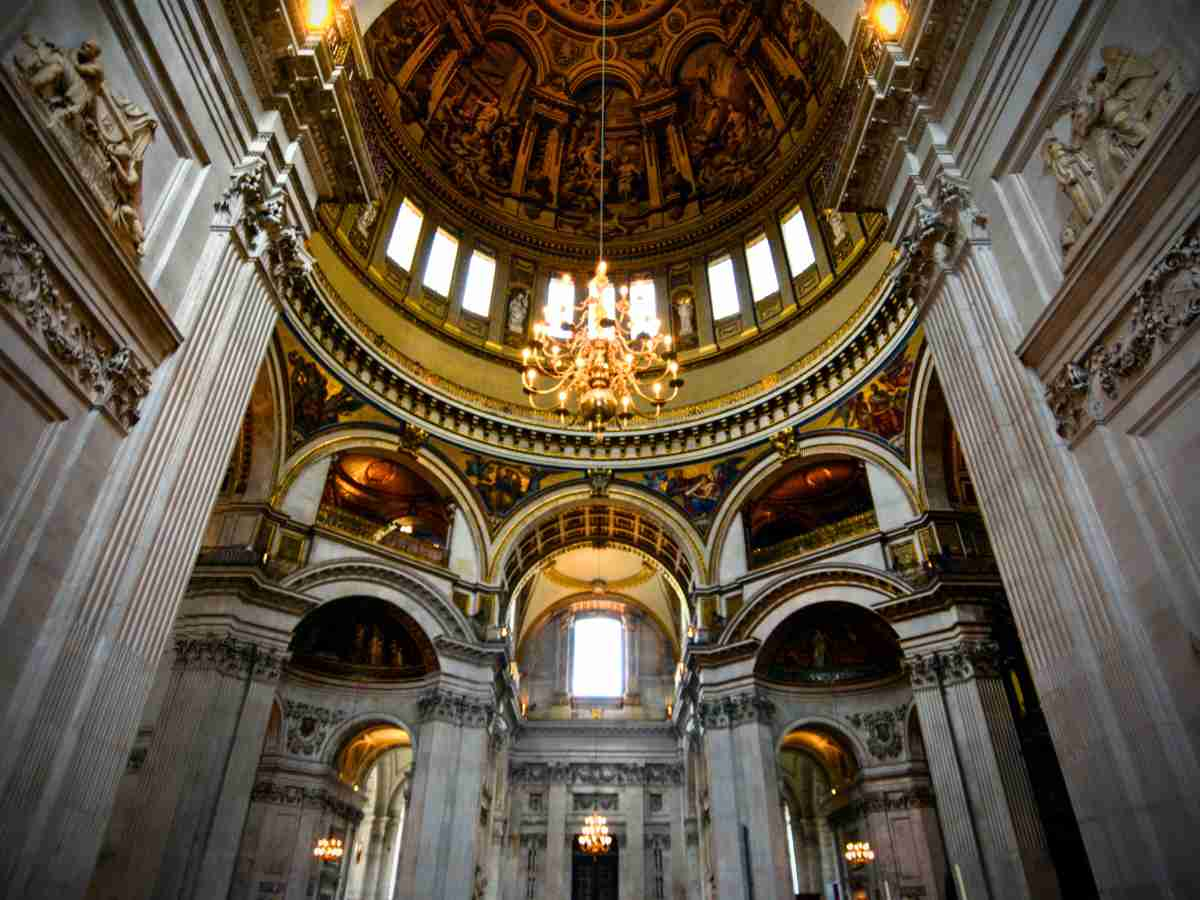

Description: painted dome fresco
[360,0,845,255]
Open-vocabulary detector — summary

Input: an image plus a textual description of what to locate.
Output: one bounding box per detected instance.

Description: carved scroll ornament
[0,216,153,429]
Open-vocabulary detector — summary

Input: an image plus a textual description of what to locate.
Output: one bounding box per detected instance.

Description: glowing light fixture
[307,0,331,29]
[872,1,904,38]
[577,813,613,855]
[844,840,876,868]
[313,836,344,862]
[519,3,682,436]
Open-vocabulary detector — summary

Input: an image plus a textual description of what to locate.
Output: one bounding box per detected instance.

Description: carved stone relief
[12,35,159,258]
[1045,46,1179,252]
[282,699,348,757]
[1046,229,1200,440]
[173,633,284,682]
[696,690,775,729]
[251,780,363,822]
[846,704,909,760]
[0,215,153,429]
[573,792,618,812]
[418,687,494,727]
[906,640,1002,690]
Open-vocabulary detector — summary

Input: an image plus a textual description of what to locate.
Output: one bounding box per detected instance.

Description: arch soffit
[906,342,941,511]
[706,437,920,579]
[270,424,491,566]
[486,481,708,588]
[774,714,872,774]
[263,336,289,496]
[723,564,907,645]
[281,556,474,645]
[319,710,419,770]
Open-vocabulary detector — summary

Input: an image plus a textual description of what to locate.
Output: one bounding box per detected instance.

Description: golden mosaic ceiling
[361,0,845,254]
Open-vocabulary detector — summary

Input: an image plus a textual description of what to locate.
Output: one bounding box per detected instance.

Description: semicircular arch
[321,711,419,771]
[774,715,871,773]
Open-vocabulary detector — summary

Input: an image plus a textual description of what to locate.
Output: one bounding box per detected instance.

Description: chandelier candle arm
[517,1,682,437]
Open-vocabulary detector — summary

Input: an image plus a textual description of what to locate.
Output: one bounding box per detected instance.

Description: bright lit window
[545,275,576,339]
[571,617,623,698]
[462,249,496,317]
[784,802,800,895]
[745,233,779,301]
[422,227,459,297]
[780,205,816,276]
[629,277,659,339]
[708,254,740,320]
[386,198,423,270]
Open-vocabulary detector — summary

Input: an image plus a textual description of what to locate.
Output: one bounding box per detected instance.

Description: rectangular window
[745,232,780,301]
[628,277,658,339]
[545,274,576,339]
[385,198,423,270]
[707,254,740,320]
[462,249,496,317]
[422,227,459,297]
[780,205,816,276]
[571,617,623,697]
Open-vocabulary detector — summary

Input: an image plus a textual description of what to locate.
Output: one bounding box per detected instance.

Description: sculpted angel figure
[15,35,105,124]
[1042,137,1105,250]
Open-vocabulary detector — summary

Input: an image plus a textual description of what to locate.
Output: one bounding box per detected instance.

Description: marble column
[621,783,644,900]
[361,815,388,899]
[699,691,792,900]
[907,637,1058,900]
[0,204,287,898]
[909,175,1200,895]
[392,687,492,900]
[375,810,403,900]
[623,612,641,703]
[545,782,569,897]
[88,623,287,900]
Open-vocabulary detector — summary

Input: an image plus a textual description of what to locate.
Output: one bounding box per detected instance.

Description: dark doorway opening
[572,835,619,900]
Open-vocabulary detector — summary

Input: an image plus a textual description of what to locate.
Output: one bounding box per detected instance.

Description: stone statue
[14,35,158,257]
[675,293,695,337]
[825,208,848,247]
[507,288,529,333]
[1042,138,1106,250]
[1067,46,1178,194]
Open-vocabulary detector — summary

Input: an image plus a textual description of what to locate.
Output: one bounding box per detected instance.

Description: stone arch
[487,480,708,589]
[564,59,645,99]
[774,715,871,774]
[723,564,907,644]
[282,556,474,644]
[908,344,954,510]
[321,711,420,776]
[660,24,728,78]
[518,589,679,658]
[707,436,919,580]
[482,24,551,85]
[269,424,489,575]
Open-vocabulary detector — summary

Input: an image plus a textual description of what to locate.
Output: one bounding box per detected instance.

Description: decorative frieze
[282,699,348,757]
[0,216,153,430]
[250,780,363,822]
[173,633,284,682]
[509,761,684,786]
[12,36,158,258]
[418,687,493,727]
[846,705,910,760]
[851,786,936,817]
[906,640,1003,690]
[573,792,618,812]
[1046,230,1200,440]
[696,690,774,729]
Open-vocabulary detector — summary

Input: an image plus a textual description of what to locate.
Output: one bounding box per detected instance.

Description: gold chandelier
[577,812,613,855]
[519,3,682,436]
[844,840,875,868]
[313,836,344,863]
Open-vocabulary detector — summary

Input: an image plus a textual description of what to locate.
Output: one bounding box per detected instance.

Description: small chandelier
[844,840,875,868]
[577,812,613,856]
[519,3,682,437]
[313,836,344,863]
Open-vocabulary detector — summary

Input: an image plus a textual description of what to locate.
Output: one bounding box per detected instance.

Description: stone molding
[846,704,910,760]
[417,687,493,728]
[214,160,286,257]
[906,640,1003,689]
[850,786,936,817]
[697,690,774,729]
[172,633,285,683]
[282,699,348,757]
[251,780,363,823]
[572,792,618,812]
[509,761,684,786]
[1045,228,1200,441]
[432,634,506,668]
[0,214,153,430]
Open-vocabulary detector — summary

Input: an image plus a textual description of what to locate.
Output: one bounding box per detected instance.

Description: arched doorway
[571,832,619,900]
[338,726,413,900]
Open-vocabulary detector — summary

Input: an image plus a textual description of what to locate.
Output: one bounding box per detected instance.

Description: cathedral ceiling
[361,0,845,254]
